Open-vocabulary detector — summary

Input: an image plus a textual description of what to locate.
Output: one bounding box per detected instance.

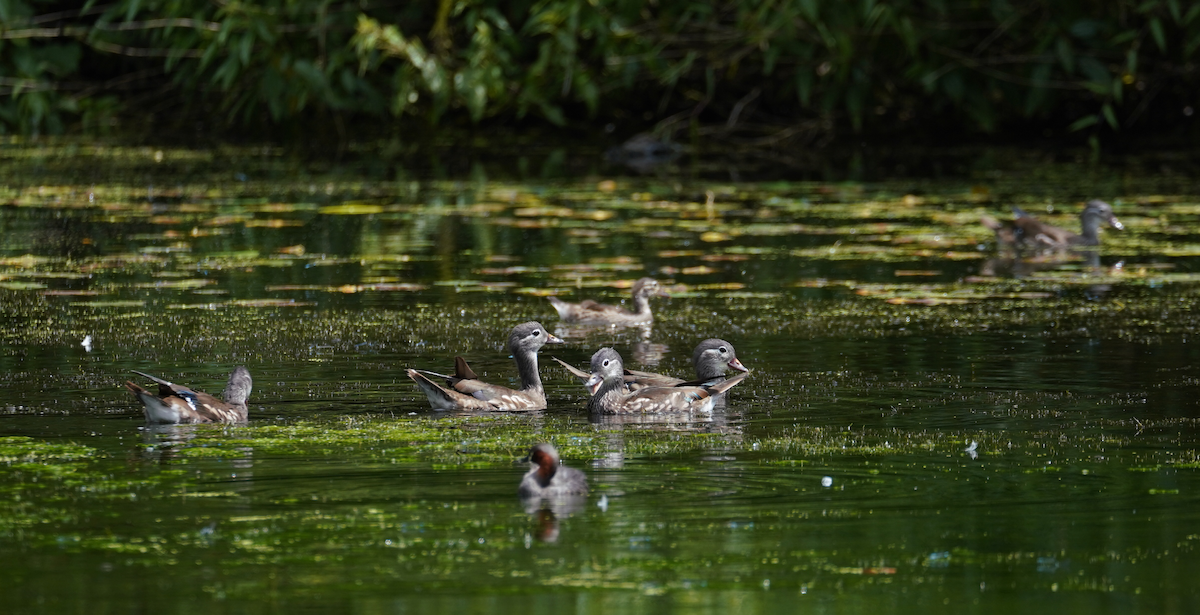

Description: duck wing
[442,357,520,402]
[131,370,195,398]
[605,385,715,414]
[622,368,685,390]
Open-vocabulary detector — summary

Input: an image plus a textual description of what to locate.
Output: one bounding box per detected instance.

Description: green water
[1,140,1199,613]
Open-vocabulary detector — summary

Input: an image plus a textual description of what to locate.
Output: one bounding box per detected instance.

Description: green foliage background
[1,0,1197,141]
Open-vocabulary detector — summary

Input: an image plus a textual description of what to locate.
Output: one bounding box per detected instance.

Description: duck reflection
[592,432,626,470]
[135,423,201,464]
[552,322,667,367]
[134,424,255,475]
[532,508,561,543]
[523,502,589,544]
[630,339,669,366]
[977,243,1116,278]
[588,411,713,427]
[976,256,1060,279]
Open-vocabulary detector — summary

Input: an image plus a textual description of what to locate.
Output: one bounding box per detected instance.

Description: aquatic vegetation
[2,141,1200,611]
[0,436,96,464]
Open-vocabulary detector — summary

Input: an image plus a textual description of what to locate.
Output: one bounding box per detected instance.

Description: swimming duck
[982,200,1123,249]
[407,321,564,411]
[579,347,749,415]
[125,366,252,424]
[518,443,589,498]
[625,338,749,389]
[547,278,668,326]
[604,133,683,173]
[554,338,749,390]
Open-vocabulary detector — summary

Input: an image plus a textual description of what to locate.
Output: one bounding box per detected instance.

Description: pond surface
[2,140,1200,613]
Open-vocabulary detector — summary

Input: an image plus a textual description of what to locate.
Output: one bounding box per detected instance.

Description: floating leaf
[513,206,574,217]
[134,279,213,289]
[245,219,305,228]
[70,300,146,308]
[0,281,47,290]
[42,290,101,296]
[319,204,384,215]
[228,299,314,307]
[363,283,426,292]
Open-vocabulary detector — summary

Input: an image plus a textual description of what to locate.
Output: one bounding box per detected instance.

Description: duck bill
[585,374,604,395]
[545,332,566,345]
[1108,216,1124,231]
[727,357,750,373]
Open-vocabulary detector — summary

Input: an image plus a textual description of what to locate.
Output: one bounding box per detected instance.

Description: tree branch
[86,40,204,58]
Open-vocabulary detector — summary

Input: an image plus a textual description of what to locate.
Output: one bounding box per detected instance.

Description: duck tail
[546,296,572,320]
[406,369,460,411]
[453,357,479,380]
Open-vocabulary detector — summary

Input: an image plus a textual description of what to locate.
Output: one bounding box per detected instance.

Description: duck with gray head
[577,347,749,415]
[624,338,749,390]
[554,338,749,391]
[125,366,252,424]
[407,321,564,411]
[982,200,1123,250]
[547,278,668,326]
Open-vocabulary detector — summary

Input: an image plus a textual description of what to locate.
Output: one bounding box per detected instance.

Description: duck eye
[719,346,727,353]
[532,330,540,337]
[603,359,611,367]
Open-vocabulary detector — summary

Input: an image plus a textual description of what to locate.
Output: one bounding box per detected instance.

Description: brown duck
[518,443,589,498]
[407,321,564,411]
[982,200,1123,250]
[125,366,252,424]
[547,277,668,326]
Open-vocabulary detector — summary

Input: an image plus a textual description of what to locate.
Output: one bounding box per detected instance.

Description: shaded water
[2,140,1200,613]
